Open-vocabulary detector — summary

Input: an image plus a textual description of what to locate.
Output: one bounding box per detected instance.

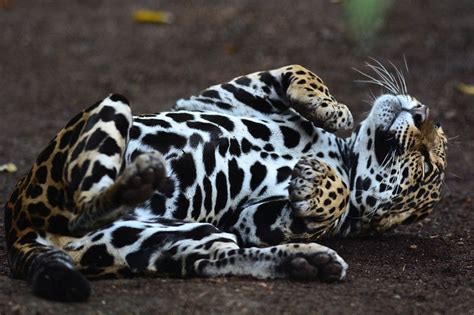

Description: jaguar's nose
[410,104,429,128]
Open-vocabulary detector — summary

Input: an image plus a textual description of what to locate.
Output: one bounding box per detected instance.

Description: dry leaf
[456,83,474,95]
[133,10,174,24]
[0,163,17,173]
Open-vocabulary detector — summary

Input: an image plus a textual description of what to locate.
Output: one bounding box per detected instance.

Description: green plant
[344,0,392,48]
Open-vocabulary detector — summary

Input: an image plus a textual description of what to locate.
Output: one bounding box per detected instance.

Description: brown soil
[0,1,473,314]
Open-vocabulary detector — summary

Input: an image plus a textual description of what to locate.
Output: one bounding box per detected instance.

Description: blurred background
[0,1,472,313]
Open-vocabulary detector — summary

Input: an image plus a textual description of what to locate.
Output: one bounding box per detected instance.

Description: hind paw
[32,265,90,302]
[116,153,167,206]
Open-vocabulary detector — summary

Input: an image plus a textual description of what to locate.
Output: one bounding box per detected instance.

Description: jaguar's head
[345,65,447,235]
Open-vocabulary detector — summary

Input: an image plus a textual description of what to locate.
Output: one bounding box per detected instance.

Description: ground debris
[0,163,17,173]
[456,83,474,95]
[133,10,174,25]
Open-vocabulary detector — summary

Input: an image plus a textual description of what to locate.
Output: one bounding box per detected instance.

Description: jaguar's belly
[124,111,319,224]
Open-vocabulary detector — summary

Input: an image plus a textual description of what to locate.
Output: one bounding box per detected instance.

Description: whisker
[353,72,398,95]
[447,172,463,179]
[389,61,408,95]
[447,135,460,141]
[354,58,411,98]
[366,59,400,95]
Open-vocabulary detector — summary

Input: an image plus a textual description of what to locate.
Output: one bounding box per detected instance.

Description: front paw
[289,157,325,217]
[288,156,349,239]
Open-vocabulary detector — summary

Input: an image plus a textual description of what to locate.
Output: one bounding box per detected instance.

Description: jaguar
[3,63,447,302]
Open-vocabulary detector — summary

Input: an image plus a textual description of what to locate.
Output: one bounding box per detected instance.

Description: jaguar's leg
[63,218,347,282]
[197,242,347,282]
[4,226,91,302]
[175,64,353,131]
[4,94,168,301]
[229,153,349,246]
[64,94,166,236]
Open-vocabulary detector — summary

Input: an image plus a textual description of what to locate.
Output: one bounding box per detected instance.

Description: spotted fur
[3,65,447,302]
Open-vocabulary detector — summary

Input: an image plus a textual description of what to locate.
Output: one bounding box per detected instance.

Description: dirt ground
[0,0,473,314]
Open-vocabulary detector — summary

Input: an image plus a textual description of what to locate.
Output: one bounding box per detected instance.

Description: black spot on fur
[259,72,286,99]
[263,144,274,151]
[113,114,130,138]
[201,114,235,132]
[186,121,222,141]
[235,76,251,86]
[241,138,252,153]
[367,138,373,150]
[203,177,213,214]
[242,119,271,141]
[218,138,229,156]
[171,153,196,190]
[228,159,245,198]
[174,193,189,220]
[191,186,203,219]
[203,142,216,176]
[80,244,114,267]
[111,227,143,248]
[276,166,292,183]
[50,151,66,182]
[280,126,300,148]
[135,118,171,128]
[142,131,187,155]
[81,161,116,191]
[46,186,61,208]
[216,102,233,110]
[129,126,141,139]
[36,140,57,165]
[166,112,194,122]
[150,193,166,215]
[59,130,72,149]
[85,129,108,151]
[27,202,51,216]
[229,139,241,156]
[253,199,286,244]
[201,89,221,99]
[26,183,43,199]
[221,84,274,114]
[47,215,70,235]
[99,137,121,156]
[250,162,267,190]
[215,171,228,214]
[91,233,103,242]
[366,196,377,207]
[109,94,129,104]
[189,133,204,148]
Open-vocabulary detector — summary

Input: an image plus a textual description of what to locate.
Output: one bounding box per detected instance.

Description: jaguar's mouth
[373,128,402,165]
[373,100,433,165]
